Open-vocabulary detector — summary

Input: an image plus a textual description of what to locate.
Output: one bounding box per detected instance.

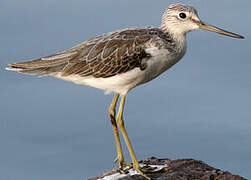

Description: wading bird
[7,4,244,179]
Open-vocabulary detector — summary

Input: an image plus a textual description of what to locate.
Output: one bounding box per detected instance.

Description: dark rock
[87,157,246,180]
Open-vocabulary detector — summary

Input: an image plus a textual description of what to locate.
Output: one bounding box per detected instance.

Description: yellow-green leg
[109,93,131,172]
[116,95,150,180]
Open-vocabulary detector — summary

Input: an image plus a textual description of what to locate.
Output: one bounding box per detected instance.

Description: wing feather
[7,27,174,78]
[61,28,156,77]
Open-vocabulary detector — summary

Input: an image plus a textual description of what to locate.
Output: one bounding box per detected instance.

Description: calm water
[1,0,250,180]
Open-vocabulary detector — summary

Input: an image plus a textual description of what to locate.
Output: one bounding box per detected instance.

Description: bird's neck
[161,25,187,39]
[160,18,188,40]
[161,27,187,60]
[160,20,187,54]
[162,27,187,52]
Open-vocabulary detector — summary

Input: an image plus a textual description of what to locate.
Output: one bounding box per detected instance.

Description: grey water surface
[1,0,250,180]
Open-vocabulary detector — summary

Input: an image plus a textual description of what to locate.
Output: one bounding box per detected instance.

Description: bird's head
[161,4,244,39]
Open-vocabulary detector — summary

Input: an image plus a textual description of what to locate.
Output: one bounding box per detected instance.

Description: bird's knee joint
[117,117,125,128]
[109,109,116,125]
[110,118,117,126]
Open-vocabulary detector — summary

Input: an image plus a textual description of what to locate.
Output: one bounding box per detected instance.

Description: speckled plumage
[7,26,186,94]
[8,27,176,77]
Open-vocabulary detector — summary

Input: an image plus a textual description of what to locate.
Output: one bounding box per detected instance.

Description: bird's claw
[114,156,132,174]
[131,165,151,180]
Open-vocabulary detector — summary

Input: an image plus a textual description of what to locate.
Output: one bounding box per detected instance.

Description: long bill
[198,22,244,39]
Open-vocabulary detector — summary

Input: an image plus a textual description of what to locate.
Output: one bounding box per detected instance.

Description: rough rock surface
[87,157,246,180]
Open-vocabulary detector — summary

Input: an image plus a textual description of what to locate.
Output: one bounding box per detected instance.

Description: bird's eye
[179,12,187,19]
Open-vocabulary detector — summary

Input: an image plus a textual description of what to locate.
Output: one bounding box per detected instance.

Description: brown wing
[7,27,173,77]
[60,28,156,78]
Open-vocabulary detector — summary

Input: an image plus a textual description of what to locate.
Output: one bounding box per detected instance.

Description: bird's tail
[6,48,79,76]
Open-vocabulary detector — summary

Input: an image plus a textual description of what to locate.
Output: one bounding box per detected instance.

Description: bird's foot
[131,162,169,179]
[114,156,132,174]
[114,157,162,179]
[131,164,151,180]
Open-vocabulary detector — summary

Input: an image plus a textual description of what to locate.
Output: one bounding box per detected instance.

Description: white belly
[55,47,184,95]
